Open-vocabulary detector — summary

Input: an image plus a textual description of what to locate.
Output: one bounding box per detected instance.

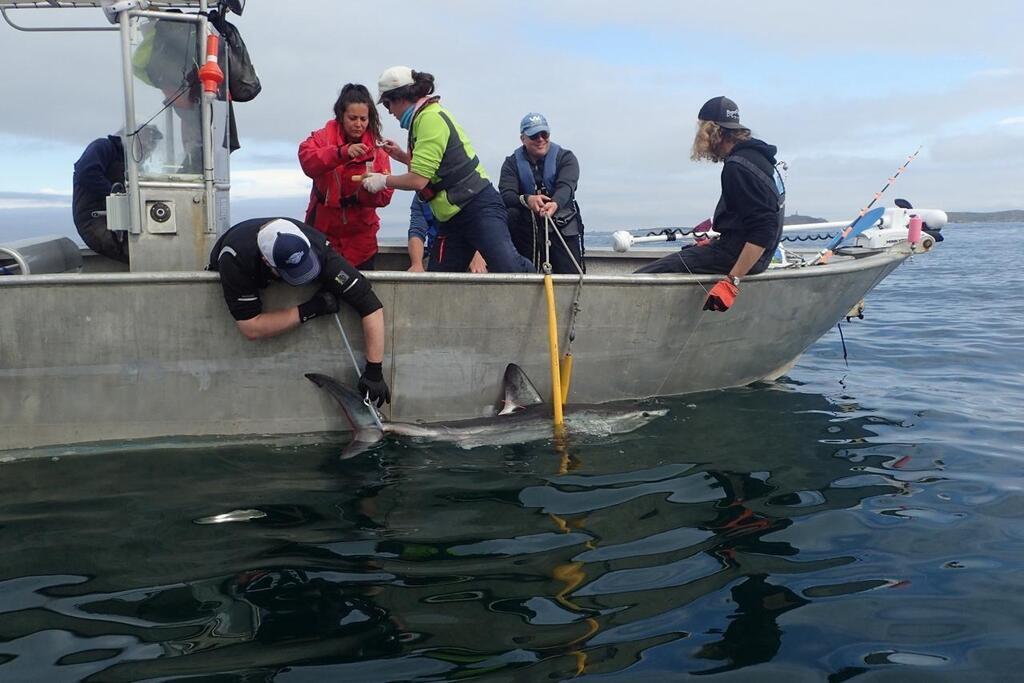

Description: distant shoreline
[785,210,1024,225]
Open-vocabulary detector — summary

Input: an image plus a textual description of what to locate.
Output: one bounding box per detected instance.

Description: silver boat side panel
[0,250,907,452]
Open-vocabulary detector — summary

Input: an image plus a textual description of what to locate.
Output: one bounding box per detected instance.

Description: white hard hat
[377,66,414,103]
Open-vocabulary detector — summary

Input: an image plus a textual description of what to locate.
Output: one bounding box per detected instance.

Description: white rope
[652,243,714,396]
[333,313,385,431]
[543,214,586,354]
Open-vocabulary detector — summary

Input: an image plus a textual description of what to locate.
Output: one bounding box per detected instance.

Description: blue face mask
[399,104,416,130]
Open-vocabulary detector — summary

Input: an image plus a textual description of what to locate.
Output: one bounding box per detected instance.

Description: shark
[306,364,667,457]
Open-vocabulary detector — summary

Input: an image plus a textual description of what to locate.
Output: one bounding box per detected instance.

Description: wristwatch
[728,275,741,286]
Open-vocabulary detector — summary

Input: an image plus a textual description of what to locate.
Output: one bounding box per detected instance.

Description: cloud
[230,168,310,200]
[2,0,1023,221]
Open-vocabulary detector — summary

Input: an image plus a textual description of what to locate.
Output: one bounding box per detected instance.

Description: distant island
[784,214,827,225]
[784,210,1023,225]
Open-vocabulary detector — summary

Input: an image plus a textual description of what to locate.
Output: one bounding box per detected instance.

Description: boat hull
[0,248,907,452]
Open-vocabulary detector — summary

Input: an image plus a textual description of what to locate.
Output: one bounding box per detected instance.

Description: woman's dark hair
[333,83,382,140]
[382,70,435,106]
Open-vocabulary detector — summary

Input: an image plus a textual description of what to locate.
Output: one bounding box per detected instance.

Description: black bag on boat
[211,12,261,102]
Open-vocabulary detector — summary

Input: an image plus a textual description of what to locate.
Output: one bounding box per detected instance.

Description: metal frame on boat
[0,2,933,453]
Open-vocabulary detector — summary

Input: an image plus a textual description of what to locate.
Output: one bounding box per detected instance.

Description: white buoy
[612,231,634,253]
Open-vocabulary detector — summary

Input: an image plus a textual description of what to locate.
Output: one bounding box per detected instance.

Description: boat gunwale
[0,247,909,288]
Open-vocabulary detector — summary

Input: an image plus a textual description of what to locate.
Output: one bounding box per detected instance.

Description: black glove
[297,288,339,323]
[358,361,391,408]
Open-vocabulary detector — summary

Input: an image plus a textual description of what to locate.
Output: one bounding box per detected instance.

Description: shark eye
[642,412,651,417]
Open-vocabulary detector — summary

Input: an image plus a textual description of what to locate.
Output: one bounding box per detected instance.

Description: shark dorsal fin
[499,363,544,415]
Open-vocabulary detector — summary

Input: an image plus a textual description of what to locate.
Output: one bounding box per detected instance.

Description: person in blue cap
[208,217,390,406]
[498,112,585,273]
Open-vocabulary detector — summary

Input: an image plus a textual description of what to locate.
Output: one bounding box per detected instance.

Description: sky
[0,0,1022,241]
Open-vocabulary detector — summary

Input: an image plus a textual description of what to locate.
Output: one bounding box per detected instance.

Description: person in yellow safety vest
[359,66,533,273]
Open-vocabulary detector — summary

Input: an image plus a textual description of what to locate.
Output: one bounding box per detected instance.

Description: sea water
[1,224,1022,681]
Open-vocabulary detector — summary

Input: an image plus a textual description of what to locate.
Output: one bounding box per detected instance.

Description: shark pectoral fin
[500,364,544,415]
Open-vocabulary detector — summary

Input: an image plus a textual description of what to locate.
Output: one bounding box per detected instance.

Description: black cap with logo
[698,96,747,130]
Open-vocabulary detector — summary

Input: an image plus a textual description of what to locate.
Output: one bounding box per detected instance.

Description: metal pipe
[133,9,204,24]
[0,6,117,31]
[198,14,218,235]
[163,106,176,165]
[139,180,205,190]
[543,274,564,427]
[118,9,143,238]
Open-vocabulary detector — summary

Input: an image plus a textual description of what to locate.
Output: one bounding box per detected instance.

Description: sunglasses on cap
[527,131,550,141]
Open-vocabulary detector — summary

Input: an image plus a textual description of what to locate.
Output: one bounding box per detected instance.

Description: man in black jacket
[636,97,785,312]
[498,113,585,274]
[71,126,161,263]
[209,217,390,407]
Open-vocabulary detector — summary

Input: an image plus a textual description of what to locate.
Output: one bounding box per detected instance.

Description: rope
[543,214,586,357]
[333,313,385,431]
[652,246,714,397]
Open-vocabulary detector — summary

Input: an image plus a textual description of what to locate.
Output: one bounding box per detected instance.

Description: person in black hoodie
[636,97,785,313]
[72,126,162,263]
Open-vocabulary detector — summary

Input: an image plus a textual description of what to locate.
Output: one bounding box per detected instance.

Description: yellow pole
[544,273,564,427]
[559,353,573,407]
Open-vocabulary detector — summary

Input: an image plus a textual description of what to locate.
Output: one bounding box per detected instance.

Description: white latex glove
[362,173,388,193]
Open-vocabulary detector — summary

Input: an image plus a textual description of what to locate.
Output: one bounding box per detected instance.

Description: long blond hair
[691,120,751,162]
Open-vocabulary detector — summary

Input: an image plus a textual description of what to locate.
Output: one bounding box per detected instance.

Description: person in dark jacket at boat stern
[209,217,390,406]
[636,97,785,313]
[499,113,585,273]
[72,125,162,263]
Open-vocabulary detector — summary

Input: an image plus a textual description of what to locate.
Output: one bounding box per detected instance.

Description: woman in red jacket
[299,83,394,269]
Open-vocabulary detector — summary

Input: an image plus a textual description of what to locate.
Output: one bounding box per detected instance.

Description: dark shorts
[630,239,770,274]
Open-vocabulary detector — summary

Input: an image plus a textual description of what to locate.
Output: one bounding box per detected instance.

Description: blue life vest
[514,143,561,196]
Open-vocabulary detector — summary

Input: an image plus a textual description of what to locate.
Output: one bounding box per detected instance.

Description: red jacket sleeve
[297,128,343,179]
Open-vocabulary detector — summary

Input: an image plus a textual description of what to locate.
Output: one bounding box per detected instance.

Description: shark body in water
[306,364,667,457]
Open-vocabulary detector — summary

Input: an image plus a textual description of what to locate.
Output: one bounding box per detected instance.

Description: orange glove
[703,278,738,312]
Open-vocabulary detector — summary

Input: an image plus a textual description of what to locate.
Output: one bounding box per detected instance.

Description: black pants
[634,243,739,275]
[429,186,533,273]
[510,222,586,274]
[77,217,129,263]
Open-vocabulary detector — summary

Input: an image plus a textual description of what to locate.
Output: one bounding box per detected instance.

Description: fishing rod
[810,146,921,265]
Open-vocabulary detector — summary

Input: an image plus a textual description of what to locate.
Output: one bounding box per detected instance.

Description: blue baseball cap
[257,219,321,285]
[520,112,550,137]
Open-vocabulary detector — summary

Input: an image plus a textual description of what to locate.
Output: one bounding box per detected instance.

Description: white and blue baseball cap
[257,219,320,285]
[520,112,550,137]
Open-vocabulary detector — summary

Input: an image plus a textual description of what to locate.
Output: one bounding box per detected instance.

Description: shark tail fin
[305,373,385,459]
[499,363,545,416]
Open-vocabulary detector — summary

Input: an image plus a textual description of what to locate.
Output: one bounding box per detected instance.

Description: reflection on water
[0,384,953,682]
[1,226,1023,680]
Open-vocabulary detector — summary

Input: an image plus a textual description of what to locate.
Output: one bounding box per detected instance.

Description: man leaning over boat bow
[636,96,786,313]
[208,218,390,407]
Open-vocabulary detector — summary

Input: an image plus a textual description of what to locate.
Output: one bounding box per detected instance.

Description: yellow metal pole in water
[559,353,573,407]
[544,273,564,427]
